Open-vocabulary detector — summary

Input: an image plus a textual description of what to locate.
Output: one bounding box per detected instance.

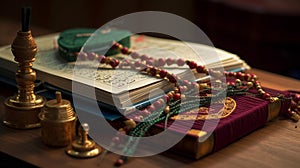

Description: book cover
[147,88,289,159]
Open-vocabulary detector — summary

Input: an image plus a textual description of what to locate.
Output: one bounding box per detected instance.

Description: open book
[0,33,250,114]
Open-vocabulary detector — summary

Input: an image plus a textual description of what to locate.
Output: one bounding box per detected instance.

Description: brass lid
[40,91,76,122]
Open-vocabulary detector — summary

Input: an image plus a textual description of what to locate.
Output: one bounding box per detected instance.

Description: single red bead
[251,74,258,79]
[182,79,189,84]
[153,100,163,109]
[188,61,197,69]
[110,59,120,68]
[140,64,149,72]
[112,42,121,49]
[157,58,166,67]
[178,86,187,92]
[150,67,157,76]
[293,94,300,102]
[98,55,106,63]
[166,58,174,66]
[236,72,243,80]
[115,59,120,67]
[121,59,130,66]
[147,105,156,112]
[182,80,191,87]
[133,115,143,122]
[121,47,129,54]
[114,159,124,167]
[244,73,251,81]
[109,59,115,67]
[196,65,205,73]
[167,74,177,83]
[228,82,235,86]
[228,72,235,77]
[87,52,97,61]
[112,136,120,143]
[130,52,140,59]
[191,82,199,90]
[159,69,167,78]
[255,81,261,86]
[78,52,88,61]
[162,94,170,103]
[141,109,151,116]
[208,69,215,75]
[134,61,141,67]
[141,54,148,61]
[177,58,185,66]
[262,93,271,100]
[146,59,154,66]
[173,93,181,100]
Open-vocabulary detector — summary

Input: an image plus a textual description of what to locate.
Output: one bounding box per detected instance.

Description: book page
[129,35,248,69]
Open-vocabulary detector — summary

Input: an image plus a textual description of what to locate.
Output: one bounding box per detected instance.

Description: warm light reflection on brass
[66,123,101,158]
[39,91,76,147]
[3,31,46,129]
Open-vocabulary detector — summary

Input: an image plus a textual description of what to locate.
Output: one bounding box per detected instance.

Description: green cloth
[57,28,131,62]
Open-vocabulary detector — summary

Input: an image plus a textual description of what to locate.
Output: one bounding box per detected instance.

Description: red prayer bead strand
[78,43,252,97]
[113,42,200,69]
[101,42,299,166]
[80,42,276,103]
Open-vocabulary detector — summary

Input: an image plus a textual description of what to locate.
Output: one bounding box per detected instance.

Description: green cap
[57,28,131,62]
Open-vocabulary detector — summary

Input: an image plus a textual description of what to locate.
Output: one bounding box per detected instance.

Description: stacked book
[0,33,250,117]
[3,32,283,160]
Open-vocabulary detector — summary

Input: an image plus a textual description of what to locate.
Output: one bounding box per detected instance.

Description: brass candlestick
[3,30,46,129]
[3,7,46,129]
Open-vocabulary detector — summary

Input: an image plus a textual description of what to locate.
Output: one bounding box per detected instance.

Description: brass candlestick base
[4,95,45,129]
[3,31,46,129]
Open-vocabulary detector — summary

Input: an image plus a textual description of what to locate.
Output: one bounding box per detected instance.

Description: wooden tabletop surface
[0,68,300,168]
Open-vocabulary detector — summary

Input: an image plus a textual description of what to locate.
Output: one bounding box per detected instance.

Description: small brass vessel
[66,123,101,158]
[39,91,76,147]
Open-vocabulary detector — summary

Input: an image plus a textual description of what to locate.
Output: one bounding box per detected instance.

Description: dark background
[1,0,300,79]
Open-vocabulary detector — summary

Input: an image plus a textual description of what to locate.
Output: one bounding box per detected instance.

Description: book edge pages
[0,33,251,108]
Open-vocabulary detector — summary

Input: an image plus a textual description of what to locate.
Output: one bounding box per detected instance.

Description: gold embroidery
[171,97,236,120]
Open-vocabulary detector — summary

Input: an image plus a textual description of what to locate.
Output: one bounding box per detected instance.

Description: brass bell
[39,91,77,147]
[66,123,102,158]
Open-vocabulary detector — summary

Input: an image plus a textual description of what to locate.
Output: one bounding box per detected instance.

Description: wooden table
[1,68,300,168]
